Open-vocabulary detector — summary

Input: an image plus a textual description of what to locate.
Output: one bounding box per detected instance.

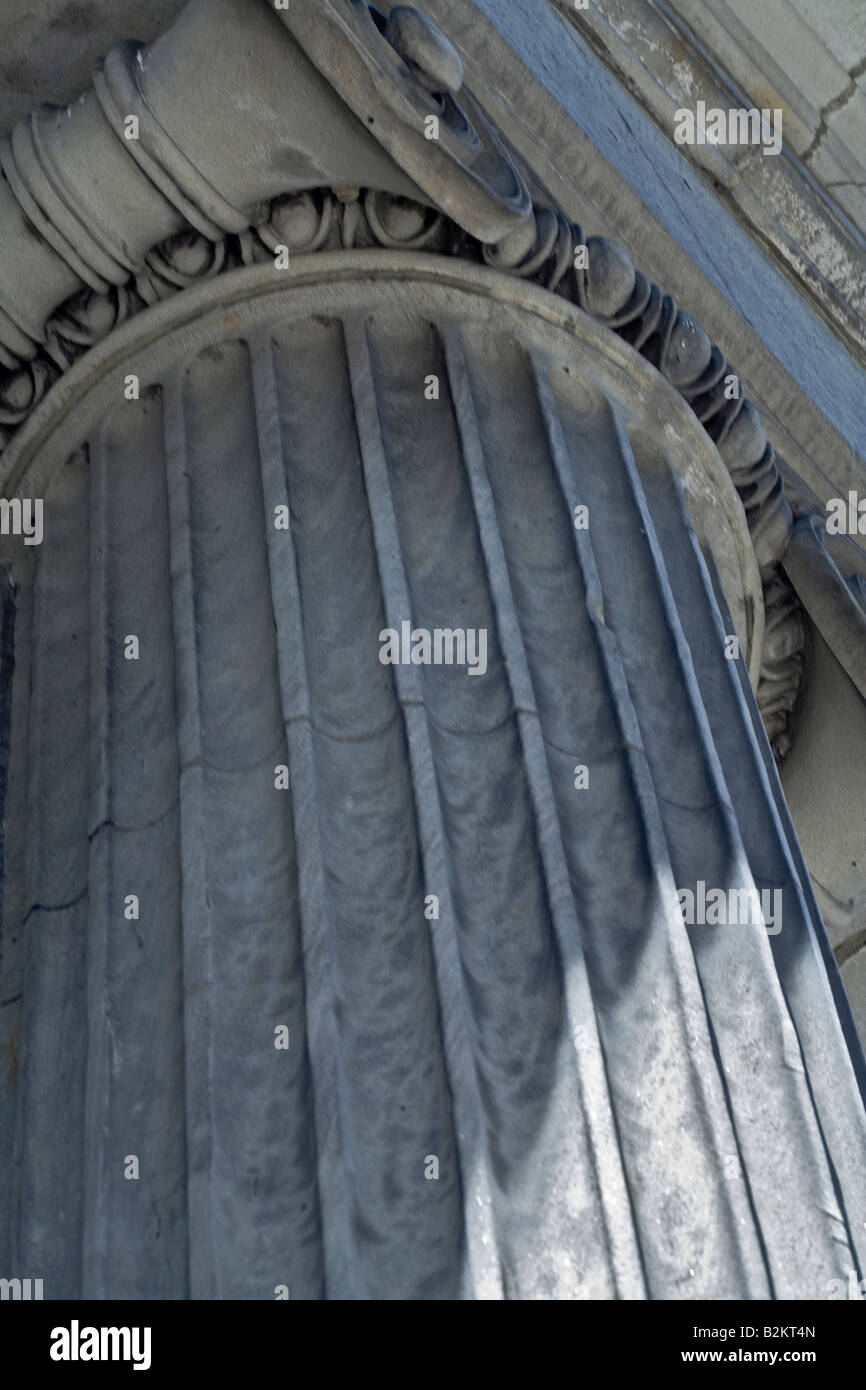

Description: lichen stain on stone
[219,311,245,337]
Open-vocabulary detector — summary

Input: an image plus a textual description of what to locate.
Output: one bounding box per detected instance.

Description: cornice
[425,0,866,510]
[0,0,859,760]
[552,0,866,365]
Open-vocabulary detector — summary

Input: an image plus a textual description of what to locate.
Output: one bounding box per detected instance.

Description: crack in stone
[21,885,88,927]
[802,52,866,165]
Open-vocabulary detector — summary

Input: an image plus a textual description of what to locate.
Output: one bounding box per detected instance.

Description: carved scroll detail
[0,183,812,759]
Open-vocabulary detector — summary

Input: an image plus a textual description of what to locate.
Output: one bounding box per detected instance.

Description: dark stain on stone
[0,54,38,95]
[47,2,99,36]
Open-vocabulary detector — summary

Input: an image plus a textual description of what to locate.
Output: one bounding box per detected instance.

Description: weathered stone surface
[664,0,866,270]
[0,0,185,132]
[789,0,866,71]
[566,0,866,361]
[0,0,865,1305]
[424,0,866,513]
[0,256,863,1299]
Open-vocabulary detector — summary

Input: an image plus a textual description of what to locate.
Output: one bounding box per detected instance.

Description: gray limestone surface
[423,0,866,509]
[0,0,865,1303]
[0,0,185,132]
[0,256,864,1299]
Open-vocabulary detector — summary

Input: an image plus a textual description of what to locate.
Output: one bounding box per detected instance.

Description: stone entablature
[553,0,866,365]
